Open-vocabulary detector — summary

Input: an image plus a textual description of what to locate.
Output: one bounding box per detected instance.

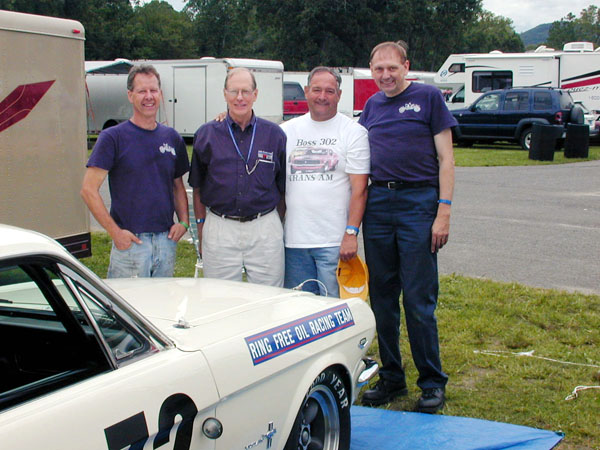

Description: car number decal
[104,393,198,450]
[245,303,355,365]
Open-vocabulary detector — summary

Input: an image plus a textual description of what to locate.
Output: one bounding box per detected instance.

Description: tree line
[0,1,597,71]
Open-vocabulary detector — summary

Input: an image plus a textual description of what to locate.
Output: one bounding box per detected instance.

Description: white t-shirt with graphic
[281,112,370,248]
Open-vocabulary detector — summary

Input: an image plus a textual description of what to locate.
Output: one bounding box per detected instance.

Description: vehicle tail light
[554,111,563,124]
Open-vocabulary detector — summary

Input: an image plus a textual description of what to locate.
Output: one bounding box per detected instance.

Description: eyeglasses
[225,89,255,98]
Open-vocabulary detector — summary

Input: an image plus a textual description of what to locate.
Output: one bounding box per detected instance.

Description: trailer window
[472,71,512,93]
[449,63,465,74]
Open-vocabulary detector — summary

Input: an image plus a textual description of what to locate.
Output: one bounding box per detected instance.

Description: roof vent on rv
[563,42,594,52]
[534,45,554,53]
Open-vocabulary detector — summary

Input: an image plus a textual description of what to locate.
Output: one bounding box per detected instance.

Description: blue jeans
[284,246,340,297]
[363,185,448,390]
[107,232,177,278]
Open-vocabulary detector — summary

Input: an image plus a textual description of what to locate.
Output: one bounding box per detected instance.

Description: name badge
[257,150,273,162]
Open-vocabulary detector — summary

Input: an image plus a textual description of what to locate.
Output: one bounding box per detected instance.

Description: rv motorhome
[436,42,600,112]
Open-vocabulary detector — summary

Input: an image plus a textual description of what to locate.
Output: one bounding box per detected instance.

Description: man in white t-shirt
[281,67,370,297]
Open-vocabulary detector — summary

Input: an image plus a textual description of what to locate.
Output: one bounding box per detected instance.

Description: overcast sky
[159,0,592,33]
[482,0,592,32]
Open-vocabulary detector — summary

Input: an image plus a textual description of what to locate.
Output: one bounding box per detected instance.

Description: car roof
[0,224,71,260]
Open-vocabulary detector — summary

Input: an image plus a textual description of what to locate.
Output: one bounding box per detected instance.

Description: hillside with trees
[0,0,537,71]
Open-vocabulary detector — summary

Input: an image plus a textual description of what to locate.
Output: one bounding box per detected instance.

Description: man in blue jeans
[81,64,190,278]
[281,67,370,296]
[359,41,457,413]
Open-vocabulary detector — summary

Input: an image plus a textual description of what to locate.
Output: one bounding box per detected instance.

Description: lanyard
[227,120,258,175]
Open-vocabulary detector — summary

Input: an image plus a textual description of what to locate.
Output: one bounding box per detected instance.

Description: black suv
[452,87,584,150]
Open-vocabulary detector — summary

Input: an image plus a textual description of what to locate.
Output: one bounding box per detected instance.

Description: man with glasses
[281,67,369,297]
[188,67,287,286]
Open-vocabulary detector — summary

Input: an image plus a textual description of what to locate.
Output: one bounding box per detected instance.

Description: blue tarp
[350,406,564,450]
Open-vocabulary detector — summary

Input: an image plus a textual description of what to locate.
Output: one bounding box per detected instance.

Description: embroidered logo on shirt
[159,143,176,156]
[398,103,421,114]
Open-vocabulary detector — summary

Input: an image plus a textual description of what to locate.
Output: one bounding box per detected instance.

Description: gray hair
[224,67,257,91]
[127,64,161,91]
[307,66,342,89]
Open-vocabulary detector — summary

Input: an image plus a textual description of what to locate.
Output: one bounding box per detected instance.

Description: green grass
[89,136,600,168]
[454,143,600,167]
[81,232,600,448]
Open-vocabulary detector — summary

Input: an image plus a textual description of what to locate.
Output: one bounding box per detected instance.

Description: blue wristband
[346,225,360,235]
[196,218,205,224]
[438,199,452,205]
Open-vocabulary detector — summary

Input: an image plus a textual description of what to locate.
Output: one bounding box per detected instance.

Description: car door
[497,90,530,138]
[456,92,502,137]
[0,257,220,450]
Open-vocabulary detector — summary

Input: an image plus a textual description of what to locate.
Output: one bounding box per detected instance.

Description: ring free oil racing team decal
[245,303,355,365]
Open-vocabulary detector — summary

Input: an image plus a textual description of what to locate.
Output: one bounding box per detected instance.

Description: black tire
[103,120,118,130]
[519,127,532,151]
[456,140,473,148]
[569,105,584,125]
[284,368,351,450]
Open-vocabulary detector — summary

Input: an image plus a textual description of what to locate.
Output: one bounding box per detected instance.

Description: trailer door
[173,66,206,136]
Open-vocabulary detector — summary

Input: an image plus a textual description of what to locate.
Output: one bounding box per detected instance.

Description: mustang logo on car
[245,304,355,365]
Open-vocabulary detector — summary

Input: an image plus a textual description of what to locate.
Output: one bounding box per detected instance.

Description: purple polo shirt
[359,83,457,185]
[188,113,287,216]
[87,120,189,234]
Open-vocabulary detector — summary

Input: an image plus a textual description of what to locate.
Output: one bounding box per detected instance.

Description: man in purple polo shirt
[359,41,457,413]
[188,67,287,286]
[81,64,190,278]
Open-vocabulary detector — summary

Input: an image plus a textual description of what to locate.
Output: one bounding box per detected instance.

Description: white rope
[293,279,328,297]
[474,349,600,401]
[565,385,600,401]
[473,349,600,368]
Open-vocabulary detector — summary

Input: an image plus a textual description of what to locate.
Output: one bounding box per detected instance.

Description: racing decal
[0,80,55,133]
[104,393,198,450]
[245,303,355,365]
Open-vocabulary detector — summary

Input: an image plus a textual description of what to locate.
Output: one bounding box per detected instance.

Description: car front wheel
[284,368,351,450]
[520,128,532,150]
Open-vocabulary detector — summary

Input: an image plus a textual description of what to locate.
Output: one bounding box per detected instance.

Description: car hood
[104,277,359,352]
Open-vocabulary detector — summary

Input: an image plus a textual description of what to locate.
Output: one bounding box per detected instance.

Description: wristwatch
[345,226,359,236]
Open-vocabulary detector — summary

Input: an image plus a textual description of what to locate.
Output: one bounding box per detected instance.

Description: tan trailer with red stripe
[0,10,91,257]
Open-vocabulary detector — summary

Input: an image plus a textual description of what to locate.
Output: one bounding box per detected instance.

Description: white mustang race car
[0,225,377,450]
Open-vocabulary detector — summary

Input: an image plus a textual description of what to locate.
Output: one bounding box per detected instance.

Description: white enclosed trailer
[436,42,600,111]
[86,58,284,137]
[0,10,91,257]
[284,67,441,118]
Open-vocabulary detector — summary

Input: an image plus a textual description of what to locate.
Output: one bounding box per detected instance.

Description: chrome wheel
[284,369,350,450]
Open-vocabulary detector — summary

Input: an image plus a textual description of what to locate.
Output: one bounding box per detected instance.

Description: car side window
[475,93,501,112]
[0,262,111,412]
[73,284,145,361]
[503,92,529,111]
[284,82,306,101]
[533,92,553,110]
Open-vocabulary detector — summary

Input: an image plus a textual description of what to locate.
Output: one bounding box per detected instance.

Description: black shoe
[415,387,445,414]
[362,378,408,406]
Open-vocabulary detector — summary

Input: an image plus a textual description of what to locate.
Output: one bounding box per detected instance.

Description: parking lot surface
[439,160,600,295]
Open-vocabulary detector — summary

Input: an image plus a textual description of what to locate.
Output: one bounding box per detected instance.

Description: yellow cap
[337,255,369,300]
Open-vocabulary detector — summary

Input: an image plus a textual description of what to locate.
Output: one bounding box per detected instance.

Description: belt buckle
[387,181,397,190]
